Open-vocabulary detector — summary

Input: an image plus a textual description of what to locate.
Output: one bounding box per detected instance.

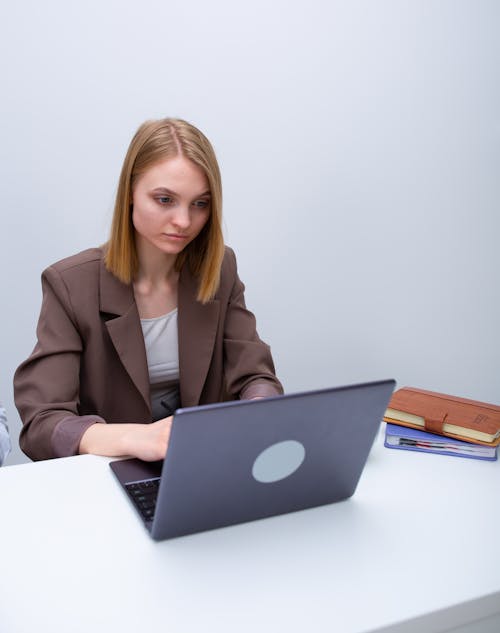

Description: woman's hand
[122,416,173,461]
[79,416,173,461]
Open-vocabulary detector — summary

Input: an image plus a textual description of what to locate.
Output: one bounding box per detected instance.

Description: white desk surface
[1,427,499,633]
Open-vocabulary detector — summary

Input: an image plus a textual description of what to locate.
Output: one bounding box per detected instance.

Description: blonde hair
[105,118,224,303]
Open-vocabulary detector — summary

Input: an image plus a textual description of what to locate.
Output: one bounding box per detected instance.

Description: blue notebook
[384,423,497,461]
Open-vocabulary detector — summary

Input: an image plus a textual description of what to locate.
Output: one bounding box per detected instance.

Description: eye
[156,196,173,205]
[192,199,210,209]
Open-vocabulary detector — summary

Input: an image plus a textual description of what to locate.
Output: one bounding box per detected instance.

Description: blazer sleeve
[222,249,284,399]
[14,266,105,461]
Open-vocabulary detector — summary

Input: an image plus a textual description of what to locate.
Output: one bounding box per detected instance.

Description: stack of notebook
[383,387,500,461]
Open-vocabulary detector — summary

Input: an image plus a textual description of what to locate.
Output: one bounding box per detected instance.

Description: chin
[156,243,187,256]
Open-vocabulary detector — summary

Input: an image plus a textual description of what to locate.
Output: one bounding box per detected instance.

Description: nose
[171,205,191,231]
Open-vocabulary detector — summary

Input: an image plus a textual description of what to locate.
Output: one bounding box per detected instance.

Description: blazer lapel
[178,265,220,407]
[99,259,151,414]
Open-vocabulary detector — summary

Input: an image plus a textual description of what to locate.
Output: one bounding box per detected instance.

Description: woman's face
[131,155,211,259]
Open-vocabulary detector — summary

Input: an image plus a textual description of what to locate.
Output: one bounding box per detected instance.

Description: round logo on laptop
[252,440,306,483]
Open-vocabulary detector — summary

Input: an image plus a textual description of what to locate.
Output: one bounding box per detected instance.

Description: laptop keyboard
[125,478,160,523]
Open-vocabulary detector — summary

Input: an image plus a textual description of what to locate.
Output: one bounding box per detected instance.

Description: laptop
[110,379,395,540]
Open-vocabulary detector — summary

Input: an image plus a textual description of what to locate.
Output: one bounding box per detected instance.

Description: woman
[14,118,283,461]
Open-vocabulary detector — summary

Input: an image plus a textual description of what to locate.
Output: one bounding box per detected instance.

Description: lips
[163,233,188,240]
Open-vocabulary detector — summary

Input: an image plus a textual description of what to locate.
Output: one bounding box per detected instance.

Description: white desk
[1,427,499,633]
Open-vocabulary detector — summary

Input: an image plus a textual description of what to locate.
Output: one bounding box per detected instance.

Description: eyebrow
[151,187,211,198]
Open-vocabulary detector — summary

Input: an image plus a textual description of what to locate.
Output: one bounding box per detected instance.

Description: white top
[0,403,10,466]
[140,309,180,420]
[0,427,499,633]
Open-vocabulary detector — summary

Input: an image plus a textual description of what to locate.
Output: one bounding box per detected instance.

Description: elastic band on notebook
[424,413,448,434]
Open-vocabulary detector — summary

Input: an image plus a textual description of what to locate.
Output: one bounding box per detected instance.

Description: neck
[135,235,177,285]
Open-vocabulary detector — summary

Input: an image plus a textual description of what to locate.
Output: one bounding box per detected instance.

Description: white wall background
[1,0,499,466]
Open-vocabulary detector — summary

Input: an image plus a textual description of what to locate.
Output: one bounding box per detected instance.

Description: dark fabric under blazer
[14,246,283,461]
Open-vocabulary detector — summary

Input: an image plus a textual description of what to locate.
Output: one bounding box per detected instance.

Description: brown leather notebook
[383,387,500,447]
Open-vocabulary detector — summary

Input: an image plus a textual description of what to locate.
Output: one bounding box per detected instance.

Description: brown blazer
[14,246,283,460]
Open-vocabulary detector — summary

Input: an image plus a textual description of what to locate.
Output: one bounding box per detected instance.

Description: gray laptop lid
[111,379,395,540]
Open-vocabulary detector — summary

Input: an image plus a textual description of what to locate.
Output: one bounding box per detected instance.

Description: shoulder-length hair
[105,118,224,303]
